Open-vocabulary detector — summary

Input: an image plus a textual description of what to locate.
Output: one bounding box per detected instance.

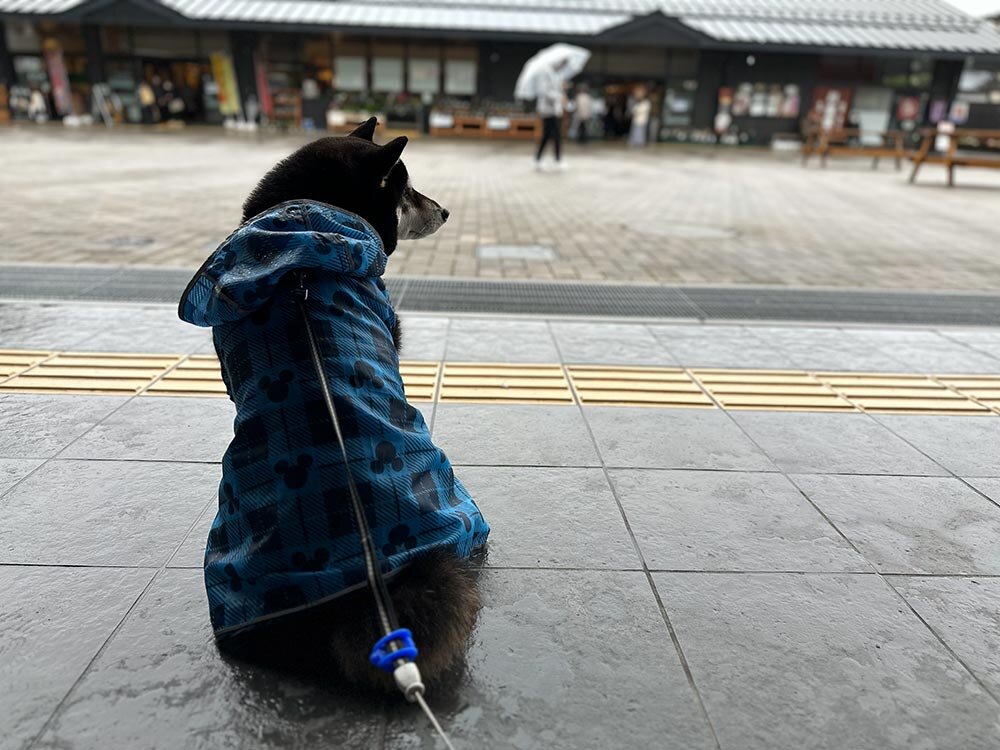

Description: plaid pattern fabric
[179,200,489,637]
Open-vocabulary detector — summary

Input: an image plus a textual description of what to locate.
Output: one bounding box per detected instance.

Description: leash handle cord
[293,280,398,638]
[292,275,459,750]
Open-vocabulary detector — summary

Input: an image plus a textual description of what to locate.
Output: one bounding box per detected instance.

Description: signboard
[254,56,272,117]
[44,46,72,116]
[809,87,852,131]
[210,51,241,116]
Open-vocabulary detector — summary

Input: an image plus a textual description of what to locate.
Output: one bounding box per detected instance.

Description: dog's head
[242,117,448,255]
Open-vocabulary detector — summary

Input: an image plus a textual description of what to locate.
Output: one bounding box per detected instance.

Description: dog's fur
[223,119,478,691]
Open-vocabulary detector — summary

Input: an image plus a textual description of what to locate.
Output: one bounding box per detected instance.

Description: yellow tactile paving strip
[2,348,1000,415]
[440,363,572,404]
[568,366,714,408]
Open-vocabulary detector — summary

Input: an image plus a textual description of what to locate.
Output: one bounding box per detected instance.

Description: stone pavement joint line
[2,349,1000,415]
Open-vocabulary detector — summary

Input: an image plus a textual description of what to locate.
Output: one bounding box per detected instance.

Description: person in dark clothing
[535,115,562,164]
[534,59,566,170]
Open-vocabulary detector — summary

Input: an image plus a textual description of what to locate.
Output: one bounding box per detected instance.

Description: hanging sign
[210,51,241,117]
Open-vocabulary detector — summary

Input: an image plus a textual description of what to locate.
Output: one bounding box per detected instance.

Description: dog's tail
[326,550,481,692]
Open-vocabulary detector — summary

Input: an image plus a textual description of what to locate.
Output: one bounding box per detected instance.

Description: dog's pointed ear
[349,116,378,141]
[372,136,408,179]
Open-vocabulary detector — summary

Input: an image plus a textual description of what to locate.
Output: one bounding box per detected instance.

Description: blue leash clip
[370,628,419,672]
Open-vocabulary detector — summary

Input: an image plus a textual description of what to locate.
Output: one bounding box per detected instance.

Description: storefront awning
[681,16,1000,55]
[2,0,999,56]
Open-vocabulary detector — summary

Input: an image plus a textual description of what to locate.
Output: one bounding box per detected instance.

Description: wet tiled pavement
[2,301,1000,749]
[5,126,1000,288]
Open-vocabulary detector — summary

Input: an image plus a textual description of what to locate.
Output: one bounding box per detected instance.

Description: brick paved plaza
[3,124,1000,289]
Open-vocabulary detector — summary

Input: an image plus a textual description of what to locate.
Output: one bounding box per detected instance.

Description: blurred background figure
[629,85,651,148]
[26,87,48,122]
[515,43,590,170]
[572,83,593,144]
[534,57,566,169]
[137,80,156,124]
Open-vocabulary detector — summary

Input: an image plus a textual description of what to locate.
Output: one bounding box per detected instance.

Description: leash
[292,275,457,750]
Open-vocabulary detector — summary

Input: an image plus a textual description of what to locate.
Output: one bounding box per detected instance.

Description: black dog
[219,118,483,691]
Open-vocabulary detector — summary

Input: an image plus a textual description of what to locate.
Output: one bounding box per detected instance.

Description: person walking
[629,85,652,149]
[534,58,567,170]
[572,83,593,144]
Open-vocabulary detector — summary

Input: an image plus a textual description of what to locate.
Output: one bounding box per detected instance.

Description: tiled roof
[1,0,998,54]
[682,16,1000,53]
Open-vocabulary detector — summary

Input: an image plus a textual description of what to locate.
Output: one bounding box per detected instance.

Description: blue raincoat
[179,200,490,637]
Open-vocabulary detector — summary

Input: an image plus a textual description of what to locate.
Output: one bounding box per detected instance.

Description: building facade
[2,0,999,143]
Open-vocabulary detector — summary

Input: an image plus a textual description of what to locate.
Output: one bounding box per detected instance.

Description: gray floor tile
[445,318,559,362]
[894,576,1000,699]
[964,342,1000,364]
[0,566,153,750]
[655,572,1000,750]
[877,415,1000,476]
[460,466,639,569]
[941,328,1000,344]
[415,402,434,435]
[396,315,449,361]
[61,397,234,462]
[0,457,43,496]
[585,407,776,471]
[733,411,946,475]
[0,460,217,566]
[0,303,111,349]
[756,327,910,372]
[794,475,1000,575]
[167,499,214,568]
[611,470,866,572]
[0,394,127,459]
[76,310,212,354]
[37,569,384,750]
[968,477,1000,506]
[434,404,600,466]
[551,322,676,365]
[384,570,717,750]
[650,326,798,369]
[877,342,1000,374]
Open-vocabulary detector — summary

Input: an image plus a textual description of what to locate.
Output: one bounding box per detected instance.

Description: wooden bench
[802,128,909,169]
[909,128,1000,187]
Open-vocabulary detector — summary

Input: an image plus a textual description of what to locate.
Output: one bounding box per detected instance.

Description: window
[335,56,366,91]
[408,57,440,94]
[445,59,477,95]
[372,57,403,92]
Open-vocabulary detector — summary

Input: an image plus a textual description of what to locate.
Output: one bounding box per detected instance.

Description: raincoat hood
[180,200,387,328]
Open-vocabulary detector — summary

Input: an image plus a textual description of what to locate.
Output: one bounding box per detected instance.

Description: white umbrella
[514,43,591,101]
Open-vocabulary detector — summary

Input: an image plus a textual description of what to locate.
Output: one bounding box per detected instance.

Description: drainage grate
[681,287,1000,326]
[439,363,573,404]
[568,366,713,408]
[398,278,702,318]
[3,264,1000,326]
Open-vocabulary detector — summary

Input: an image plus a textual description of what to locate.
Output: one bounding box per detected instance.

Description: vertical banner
[44,46,73,116]
[254,55,273,118]
[210,51,241,117]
